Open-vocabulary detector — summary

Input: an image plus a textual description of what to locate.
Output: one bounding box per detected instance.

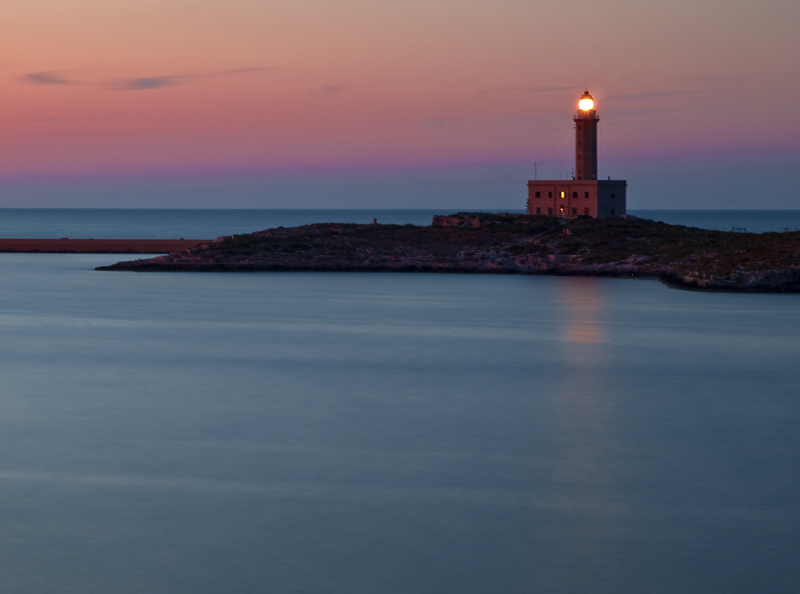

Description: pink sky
[0,0,798,207]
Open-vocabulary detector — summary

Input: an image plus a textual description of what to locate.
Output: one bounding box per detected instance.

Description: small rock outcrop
[96,213,800,293]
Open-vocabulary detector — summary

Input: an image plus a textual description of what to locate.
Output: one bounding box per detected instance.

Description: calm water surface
[0,208,798,238]
[0,209,449,239]
[0,255,798,593]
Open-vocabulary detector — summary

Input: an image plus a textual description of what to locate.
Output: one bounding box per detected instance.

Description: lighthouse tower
[526,90,626,218]
[574,90,598,181]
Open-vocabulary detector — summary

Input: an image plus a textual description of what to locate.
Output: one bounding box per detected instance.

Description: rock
[96,213,800,293]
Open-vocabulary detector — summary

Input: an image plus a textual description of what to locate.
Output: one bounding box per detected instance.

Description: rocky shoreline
[96,213,800,293]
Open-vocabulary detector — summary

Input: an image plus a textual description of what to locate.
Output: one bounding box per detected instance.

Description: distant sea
[0,208,798,593]
[0,208,797,238]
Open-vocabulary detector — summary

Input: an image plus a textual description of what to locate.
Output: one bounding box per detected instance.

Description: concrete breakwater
[0,238,208,253]
[93,213,800,293]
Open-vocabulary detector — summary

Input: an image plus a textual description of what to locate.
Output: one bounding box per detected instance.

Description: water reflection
[542,278,621,587]
[562,277,604,346]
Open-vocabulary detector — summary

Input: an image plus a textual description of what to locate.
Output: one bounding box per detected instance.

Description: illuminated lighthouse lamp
[526,88,627,218]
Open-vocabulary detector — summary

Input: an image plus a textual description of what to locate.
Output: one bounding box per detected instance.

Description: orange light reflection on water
[562,277,603,346]
[548,277,621,578]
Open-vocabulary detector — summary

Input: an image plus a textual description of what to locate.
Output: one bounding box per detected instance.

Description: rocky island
[96,213,800,293]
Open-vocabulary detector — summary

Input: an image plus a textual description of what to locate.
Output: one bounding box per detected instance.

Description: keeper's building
[527,91,626,218]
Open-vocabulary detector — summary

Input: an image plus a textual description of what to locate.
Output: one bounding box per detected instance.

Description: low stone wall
[0,238,209,253]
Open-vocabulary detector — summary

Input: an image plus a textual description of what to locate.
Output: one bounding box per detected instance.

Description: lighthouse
[574,90,598,181]
[526,90,626,218]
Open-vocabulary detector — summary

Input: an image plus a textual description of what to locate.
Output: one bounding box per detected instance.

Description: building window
[584,207,589,215]
[548,208,552,215]
[535,191,541,198]
[536,207,541,214]
[611,193,616,198]
[584,192,589,198]
[548,191,553,198]
[572,208,577,215]
[560,191,565,199]
[559,206,565,213]
[572,192,577,199]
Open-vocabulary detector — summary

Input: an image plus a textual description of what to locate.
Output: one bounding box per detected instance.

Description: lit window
[560,206,565,213]
[560,191,565,199]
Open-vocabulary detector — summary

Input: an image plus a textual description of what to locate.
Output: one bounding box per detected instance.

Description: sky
[0,0,798,208]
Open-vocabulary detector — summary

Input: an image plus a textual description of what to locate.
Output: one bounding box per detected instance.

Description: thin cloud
[109,67,275,90]
[603,103,718,119]
[21,71,74,85]
[220,67,274,76]
[610,89,702,101]
[415,115,550,131]
[19,66,274,91]
[111,76,183,90]
[494,85,575,93]
[417,119,449,129]
[688,70,800,89]
[310,84,345,98]
[31,113,129,123]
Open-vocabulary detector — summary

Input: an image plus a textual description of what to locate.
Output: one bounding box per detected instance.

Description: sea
[0,208,799,238]
[0,209,798,594]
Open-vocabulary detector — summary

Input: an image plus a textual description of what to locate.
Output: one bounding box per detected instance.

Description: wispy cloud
[221,67,273,76]
[310,84,345,98]
[108,68,273,91]
[111,76,183,90]
[494,85,575,93]
[31,113,130,124]
[609,89,702,101]
[603,103,717,119]
[21,71,74,85]
[19,66,273,91]
[415,114,552,131]
[417,119,449,129]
